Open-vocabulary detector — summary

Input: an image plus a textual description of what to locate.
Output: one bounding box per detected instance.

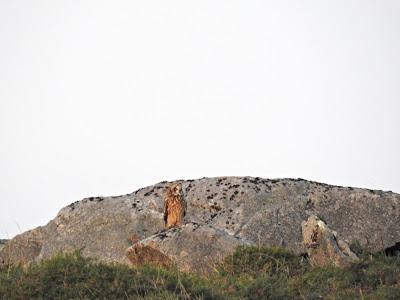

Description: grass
[0,251,220,300]
[1,245,399,299]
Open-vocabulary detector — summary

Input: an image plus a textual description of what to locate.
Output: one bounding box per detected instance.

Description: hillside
[1,177,399,274]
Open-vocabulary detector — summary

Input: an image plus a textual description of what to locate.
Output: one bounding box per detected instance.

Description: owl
[164,183,186,229]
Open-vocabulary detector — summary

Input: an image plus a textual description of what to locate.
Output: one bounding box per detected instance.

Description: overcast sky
[1,1,399,239]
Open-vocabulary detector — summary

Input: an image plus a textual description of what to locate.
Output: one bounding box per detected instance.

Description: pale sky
[1,1,399,239]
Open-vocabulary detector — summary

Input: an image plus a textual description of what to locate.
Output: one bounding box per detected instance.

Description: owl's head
[169,183,182,197]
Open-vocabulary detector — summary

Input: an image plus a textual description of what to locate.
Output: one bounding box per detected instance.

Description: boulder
[302,215,359,267]
[126,222,251,274]
[0,239,8,256]
[0,240,8,266]
[0,177,399,272]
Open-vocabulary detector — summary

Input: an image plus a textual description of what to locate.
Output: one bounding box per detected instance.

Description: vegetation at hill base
[1,244,399,299]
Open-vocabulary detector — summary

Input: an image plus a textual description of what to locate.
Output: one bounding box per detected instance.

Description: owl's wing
[163,200,168,224]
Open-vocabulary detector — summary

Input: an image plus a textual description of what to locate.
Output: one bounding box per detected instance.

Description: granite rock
[302,215,359,267]
[127,222,251,274]
[1,177,399,272]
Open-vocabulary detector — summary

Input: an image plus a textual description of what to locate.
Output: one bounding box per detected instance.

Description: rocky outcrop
[127,222,250,274]
[302,215,359,267]
[0,177,399,272]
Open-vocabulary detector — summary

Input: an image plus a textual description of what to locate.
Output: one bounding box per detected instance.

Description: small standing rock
[0,239,8,252]
[302,215,359,268]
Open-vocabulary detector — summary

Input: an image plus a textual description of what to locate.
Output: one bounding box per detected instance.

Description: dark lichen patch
[205,212,222,224]
[143,188,156,197]
[305,199,314,210]
[190,222,201,232]
[131,198,141,209]
[254,186,262,192]
[210,203,222,211]
[68,200,80,210]
[134,187,145,195]
[185,183,193,193]
[157,232,169,240]
[246,177,269,186]
[79,196,106,204]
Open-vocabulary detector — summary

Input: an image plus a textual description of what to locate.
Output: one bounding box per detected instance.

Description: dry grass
[1,245,399,299]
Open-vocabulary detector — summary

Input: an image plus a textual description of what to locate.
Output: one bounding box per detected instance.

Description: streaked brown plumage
[164,183,186,229]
